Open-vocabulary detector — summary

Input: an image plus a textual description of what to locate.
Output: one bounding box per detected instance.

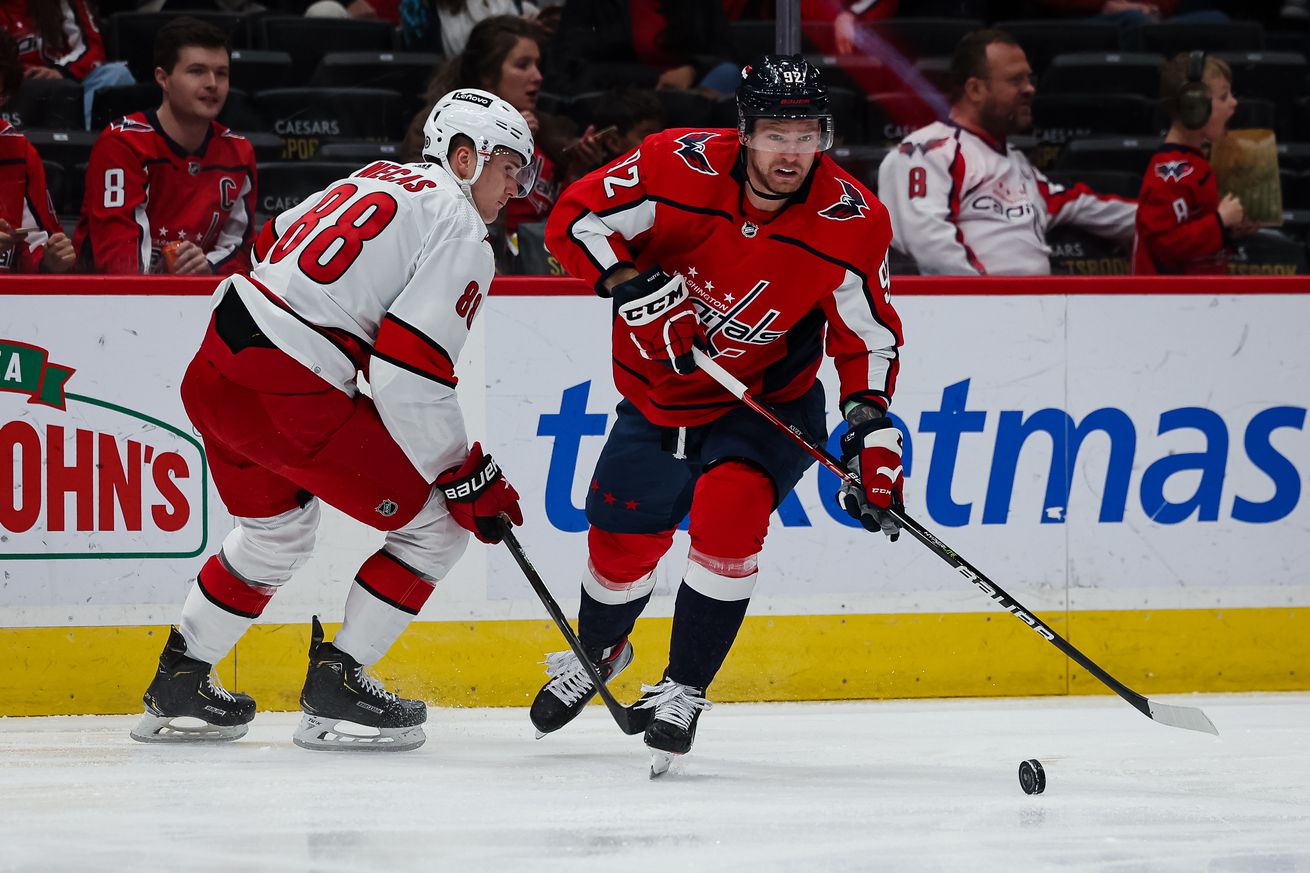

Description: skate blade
[534,729,547,740]
[649,750,678,779]
[129,712,248,744]
[292,713,426,752]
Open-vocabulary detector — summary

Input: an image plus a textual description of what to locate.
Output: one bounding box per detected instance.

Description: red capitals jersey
[75,111,256,275]
[0,120,62,273]
[0,0,108,81]
[546,127,903,428]
[1133,145,1226,275]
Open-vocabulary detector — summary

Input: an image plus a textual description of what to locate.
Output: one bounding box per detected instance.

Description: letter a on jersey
[819,179,868,221]
[675,132,718,176]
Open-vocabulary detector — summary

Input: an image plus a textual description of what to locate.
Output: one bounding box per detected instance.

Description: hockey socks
[334,550,435,666]
[665,555,758,689]
[179,553,275,665]
[577,583,652,656]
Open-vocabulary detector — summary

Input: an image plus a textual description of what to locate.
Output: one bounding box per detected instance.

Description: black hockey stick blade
[498,523,648,736]
[690,348,1220,738]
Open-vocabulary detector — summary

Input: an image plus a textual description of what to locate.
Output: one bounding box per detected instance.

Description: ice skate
[529,637,635,738]
[130,627,256,743]
[637,677,712,778]
[293,616,427,752]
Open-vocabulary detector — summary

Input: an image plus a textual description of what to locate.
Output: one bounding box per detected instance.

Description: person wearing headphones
[1133,51,1257,274]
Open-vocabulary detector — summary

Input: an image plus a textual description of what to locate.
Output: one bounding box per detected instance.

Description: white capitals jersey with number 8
[224,159,494,481]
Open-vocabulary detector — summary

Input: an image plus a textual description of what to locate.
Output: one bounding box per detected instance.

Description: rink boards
[2,276,1308,715]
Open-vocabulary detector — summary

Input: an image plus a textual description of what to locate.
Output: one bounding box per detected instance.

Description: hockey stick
[498,522,649,735]
[690,347,1219,737]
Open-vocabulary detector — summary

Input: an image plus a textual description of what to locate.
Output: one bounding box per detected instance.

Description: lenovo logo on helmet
[452,90,492,107]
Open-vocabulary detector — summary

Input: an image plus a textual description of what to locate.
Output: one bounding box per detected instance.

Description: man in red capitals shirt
[533,56,905,770]
[75,18,255,275]
[0,30,73,273]
[1134,52,1255,275]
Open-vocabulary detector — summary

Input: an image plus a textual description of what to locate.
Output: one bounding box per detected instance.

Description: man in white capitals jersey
[878,30,1135,275]
[131,89,538,752]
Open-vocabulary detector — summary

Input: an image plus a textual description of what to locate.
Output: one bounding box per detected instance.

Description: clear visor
[739,117,835,154]
[487,147,540,198]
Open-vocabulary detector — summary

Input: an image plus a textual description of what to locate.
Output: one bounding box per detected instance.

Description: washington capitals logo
[110,117,154,134]
[897,136,950,157]
[819,179,869,222]
[1155,160,1194,183]
[674,132,718,176]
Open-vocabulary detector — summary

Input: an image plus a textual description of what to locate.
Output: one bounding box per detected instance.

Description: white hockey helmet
[422,88,538,199]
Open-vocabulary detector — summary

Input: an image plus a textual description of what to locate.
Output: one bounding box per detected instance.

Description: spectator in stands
[74,17,255,275]
[435,0,540,56]
[0,0,135,127]
[552,0,740,96]
[0,29,74,272]
[564,87,665,179]
[403,15,599,236]
[1134,52,1255,274]
[877,29,1135,275]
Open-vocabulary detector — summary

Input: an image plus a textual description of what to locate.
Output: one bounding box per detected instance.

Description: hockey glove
[612,265,705,376]
[436,442,523,544]
[838,416,904,542]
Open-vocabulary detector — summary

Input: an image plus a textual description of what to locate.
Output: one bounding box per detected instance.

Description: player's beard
[747,153,810,198]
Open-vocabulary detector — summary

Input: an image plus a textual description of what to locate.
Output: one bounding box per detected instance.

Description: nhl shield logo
[376,498,399,517]
[741,220,758,238]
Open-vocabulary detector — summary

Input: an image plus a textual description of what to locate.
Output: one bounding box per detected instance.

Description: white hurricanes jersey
[218,160,494,481]
[877,121,1136,275]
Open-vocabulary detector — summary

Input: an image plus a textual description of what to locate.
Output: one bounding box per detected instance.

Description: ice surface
[2,694,1308,873]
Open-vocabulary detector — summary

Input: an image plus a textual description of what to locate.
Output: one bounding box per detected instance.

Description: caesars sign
[0,339,208,561]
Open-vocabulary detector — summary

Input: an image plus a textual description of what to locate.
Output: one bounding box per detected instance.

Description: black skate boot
[529,637,635,738]
[130,626,256,743]
[638,677,712,778]
[293,616,427,752]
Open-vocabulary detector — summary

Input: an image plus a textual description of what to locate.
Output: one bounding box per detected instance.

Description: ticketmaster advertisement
[2,287,1308,700]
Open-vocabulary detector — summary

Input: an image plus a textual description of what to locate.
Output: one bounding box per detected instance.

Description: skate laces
[540,650,593,705]
[205,672,237,703]
[636,679,711,730]
[353,666,398,703]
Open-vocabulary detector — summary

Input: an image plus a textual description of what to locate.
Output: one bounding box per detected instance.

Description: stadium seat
[1056,137,1162,175]
[41,161,66,216]
[859,18,983,60]
[3,78,83,130]
[992,20,1119,75]
[912,56,952,94]
[1227,228,1306,275]
[1131,21,1265,56]
[1294,96,1310,141]
[243,131,286,163]
[230,50,294,95]
[90,84,160,132]
[865,92,944,146]
[1047,226,1131,276]
[827,145,891,195]
[254,88,404,160]
[69,161,88,217]
[1045,169,1143,200]
[653,89,719,129]
[106,11,254,81]
[1280,209,1310,239]
[1228,97,1281,138]
[258,17,398,85]
[218,89,267,134]
[1041,53,1164,98]
[1265,30,1310,56]
[22,130,97,176]
[729,20,778,59]
[1216,52,1309,134]
[1277,142,1310,172]
[1033,94,1158,169]
[317,141,404,162]
[311,52,441,117]
[1284,172,1310,210]
[256,161,361,218]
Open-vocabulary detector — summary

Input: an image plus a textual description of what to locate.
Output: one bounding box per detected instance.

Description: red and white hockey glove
[436,442,523,544]
[612,265,706,376]
[838,415,904,542]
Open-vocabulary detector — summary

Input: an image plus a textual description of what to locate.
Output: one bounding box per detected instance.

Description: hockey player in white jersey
[131,89,537,752]
[877,30,1135,275]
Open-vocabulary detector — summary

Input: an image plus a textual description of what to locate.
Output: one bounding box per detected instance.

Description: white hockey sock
[178,581,254,666]
[332,580,417,667]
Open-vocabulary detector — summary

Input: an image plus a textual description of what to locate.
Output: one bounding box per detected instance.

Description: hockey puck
[1018,759,1046,795]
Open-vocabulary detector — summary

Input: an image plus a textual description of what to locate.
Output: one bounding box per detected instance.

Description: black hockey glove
[611,265,705,376]
[838,415,903,542]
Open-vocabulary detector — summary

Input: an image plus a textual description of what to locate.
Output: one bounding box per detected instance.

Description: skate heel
[130,712,249,744]
[292,713,426,752]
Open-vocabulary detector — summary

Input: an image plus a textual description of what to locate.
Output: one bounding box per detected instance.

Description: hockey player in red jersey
[74,18,256,276]
[131,88,539,752]
[1134,52,1255,275]
[535,56,905,771]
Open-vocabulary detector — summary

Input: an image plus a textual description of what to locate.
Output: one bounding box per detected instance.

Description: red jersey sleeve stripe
[374,314,457,388]
[947,135,987,275]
